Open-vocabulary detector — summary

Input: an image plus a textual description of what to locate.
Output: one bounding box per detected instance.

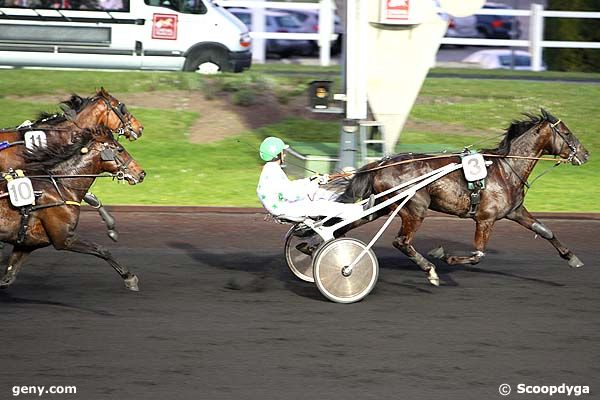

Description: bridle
[99,141,137,182]
[101,96,139,140]
[548,119,579,164]
[497,119,580,190]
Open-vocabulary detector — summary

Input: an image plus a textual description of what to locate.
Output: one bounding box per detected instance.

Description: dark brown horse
[0,88,144,240]
[0,126,146,290]
[339,109,589,286]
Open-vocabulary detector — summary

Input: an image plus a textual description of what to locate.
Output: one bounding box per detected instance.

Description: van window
[0,0,130,12]
[143,0,206,14]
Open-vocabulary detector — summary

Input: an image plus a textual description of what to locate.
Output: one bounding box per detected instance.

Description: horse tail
[338,167,375,204]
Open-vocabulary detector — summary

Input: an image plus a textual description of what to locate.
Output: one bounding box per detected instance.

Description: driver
[256,137,372,220]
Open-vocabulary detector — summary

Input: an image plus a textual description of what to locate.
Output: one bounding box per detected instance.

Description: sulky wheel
[313,238,379,304]
[284,224,323,282]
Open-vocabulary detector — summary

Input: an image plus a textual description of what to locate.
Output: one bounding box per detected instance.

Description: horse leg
[57,233,139,291]
[429,219,494,265]
[0,246,32,288]
[392,212,440,286]
[507,207,583,268]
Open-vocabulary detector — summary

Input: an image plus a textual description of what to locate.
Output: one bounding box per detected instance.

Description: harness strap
[16,200,81,243]
[17,206,32,244]
[467,180,485,217]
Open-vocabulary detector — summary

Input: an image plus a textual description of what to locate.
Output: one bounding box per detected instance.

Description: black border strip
[0,14,144,25]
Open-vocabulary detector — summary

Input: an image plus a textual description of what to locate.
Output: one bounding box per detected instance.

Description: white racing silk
[257,162,363,219]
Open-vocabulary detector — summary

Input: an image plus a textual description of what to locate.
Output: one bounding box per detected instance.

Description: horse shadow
[377,235,566,288]
[167,236,564,303]
[0,292,116,316]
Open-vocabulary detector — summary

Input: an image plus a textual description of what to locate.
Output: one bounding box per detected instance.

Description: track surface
[1,210,598,399]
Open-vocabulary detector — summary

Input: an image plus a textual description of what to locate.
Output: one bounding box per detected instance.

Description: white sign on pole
[378,0,422,25]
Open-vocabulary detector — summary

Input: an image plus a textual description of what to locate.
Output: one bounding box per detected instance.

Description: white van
[0,0,252,73]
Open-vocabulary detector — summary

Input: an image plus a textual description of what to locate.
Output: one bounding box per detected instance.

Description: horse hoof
[107,230,119,242]
[427,269,440,287]
[568,255,584,268]
[124,275,139,291]
[0,278,14,289]
[428,246,445,259]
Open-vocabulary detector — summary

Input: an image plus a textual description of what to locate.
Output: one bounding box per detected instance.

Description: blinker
[101,148,115,161]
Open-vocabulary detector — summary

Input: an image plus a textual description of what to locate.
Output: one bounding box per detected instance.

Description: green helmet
[259,137,289,161]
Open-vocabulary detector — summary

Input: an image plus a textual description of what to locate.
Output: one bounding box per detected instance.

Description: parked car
[445,14,480,39]
[285,9,343,55]
[228,8,312,57]
[476,2,521,39]
[462,49,546,70]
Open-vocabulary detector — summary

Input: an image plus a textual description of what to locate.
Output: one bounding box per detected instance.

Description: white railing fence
[215,1,600,71]
[441,4,600,71]
[214,0,336,65]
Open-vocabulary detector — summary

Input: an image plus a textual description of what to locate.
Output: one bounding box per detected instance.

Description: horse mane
[31,94,95,126]
[23,126,114,172]
[23,129,92,172]
[484,109,558,156]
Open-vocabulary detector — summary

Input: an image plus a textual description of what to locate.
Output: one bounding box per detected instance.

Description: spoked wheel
[313,238,379,304]
[284,224,323,282]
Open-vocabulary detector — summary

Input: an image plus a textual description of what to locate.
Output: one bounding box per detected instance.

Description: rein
[330,153,568,179]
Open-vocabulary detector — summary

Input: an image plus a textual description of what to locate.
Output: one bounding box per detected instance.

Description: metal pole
[345,0,368,120]
[318,0,334,67]
[338,0,368,170]
[529,3,544,72]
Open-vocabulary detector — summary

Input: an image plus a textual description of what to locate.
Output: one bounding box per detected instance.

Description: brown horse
[0,87,143,167]
[0,126,146,290]
[0,88,144,240]
[338,109,589,286]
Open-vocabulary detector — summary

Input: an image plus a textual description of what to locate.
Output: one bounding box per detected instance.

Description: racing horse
[0,87,144,240]
[0,126,146,290]
[338,109,589,286]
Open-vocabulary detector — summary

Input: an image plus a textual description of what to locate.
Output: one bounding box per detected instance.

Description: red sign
[152,14,178,40]
[383,0,410,21]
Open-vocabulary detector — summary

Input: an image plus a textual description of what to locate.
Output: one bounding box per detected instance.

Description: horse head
[24,126,146,185]
[89,126,146,184]
[540,108,589,166]
[94,87,144,141]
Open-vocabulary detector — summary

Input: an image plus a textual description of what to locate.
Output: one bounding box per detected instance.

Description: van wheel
[185,49,231,74]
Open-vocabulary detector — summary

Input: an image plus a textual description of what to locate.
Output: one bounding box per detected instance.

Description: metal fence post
[529,3,544,72]
[251,3,266,64]
[319,0,334,67]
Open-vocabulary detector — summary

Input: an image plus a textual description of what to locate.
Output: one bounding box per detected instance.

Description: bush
[232,89,256,106]
[545,0,600,72]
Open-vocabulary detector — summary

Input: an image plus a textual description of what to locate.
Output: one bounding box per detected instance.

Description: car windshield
[499,55,531,67]
[274,15,301,29]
